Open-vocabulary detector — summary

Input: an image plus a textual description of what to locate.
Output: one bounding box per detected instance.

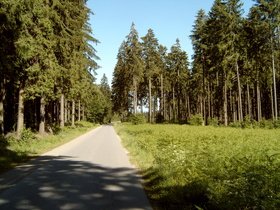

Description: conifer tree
[190,9,208,123]
[126,23,143,115]
[112,41,132,116]
[141,29,161,122]
[166,39,190,122]
[252,0,280,121]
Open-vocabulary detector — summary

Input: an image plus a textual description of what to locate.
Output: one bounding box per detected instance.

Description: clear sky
[87,0,255,85]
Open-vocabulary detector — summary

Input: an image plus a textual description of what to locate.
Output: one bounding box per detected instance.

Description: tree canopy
[112,0,280,126]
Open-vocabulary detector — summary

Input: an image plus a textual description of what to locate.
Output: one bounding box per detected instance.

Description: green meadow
[115,123,280,209]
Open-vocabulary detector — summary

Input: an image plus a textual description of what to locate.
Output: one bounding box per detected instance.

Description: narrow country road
[0,125,152,210]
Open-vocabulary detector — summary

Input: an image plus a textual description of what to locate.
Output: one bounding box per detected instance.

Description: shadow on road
[0,155,152,210]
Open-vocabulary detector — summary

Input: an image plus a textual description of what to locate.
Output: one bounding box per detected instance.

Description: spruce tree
[141,29,161,122]
[166,39,190,122]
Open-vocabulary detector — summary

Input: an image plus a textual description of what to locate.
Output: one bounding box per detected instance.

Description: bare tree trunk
[16,85,24,138]
[236,61,243,122]
[160,73,164,117]
[82,105,85,121]
[149,77,152,123]
[208,82,211,120]
[64,100,68,123]
[71,100,75,126]
[187,93,191,121]
[272,46,277,120]
[172,85,176,122]
[247,82,251,119]
[39,96,45,136]
[0,78,5,135]
[271,85,275,121]
[224,80,228,126]
[78,100,81,121]
[133,76,137,116]
[60,94,64,127]
[257,82,262,122]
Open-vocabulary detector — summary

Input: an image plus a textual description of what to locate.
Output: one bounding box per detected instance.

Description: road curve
[0,125,152,210]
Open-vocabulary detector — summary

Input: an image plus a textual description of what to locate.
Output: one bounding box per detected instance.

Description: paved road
[0,125,152,210]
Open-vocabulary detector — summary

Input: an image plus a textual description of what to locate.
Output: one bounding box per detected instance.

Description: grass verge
[115,123,280,210]
[0,121,98,174]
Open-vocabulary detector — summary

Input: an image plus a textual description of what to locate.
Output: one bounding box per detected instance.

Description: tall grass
[115,123,280,209]
[0,121,98,174]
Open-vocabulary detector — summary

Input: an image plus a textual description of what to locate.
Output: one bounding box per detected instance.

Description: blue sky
[87,0,255,85]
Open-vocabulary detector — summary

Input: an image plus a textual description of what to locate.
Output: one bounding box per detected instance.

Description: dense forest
[0,0,112,138]
[112,0,280,126]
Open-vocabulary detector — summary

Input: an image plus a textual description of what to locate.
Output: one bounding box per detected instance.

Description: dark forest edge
[0,1,112,139]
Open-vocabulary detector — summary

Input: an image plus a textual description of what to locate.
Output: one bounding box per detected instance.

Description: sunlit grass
[115,123,280,209]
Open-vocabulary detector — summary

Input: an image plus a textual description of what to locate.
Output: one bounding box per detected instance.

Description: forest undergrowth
[115,123,280,209]
[0,121,98,174]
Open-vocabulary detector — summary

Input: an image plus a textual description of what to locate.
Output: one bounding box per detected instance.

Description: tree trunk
[272,46,277,120]
[271,85,274,121]
[82,105,85,121]
[149,77,152,123]
[224,80,228,126]
[16,85,24,138]
[78,100,81,121]
[71,100,75,126]
[172,85,176,122]
[133,76,137,116]
[236,61,243,122]
[160,73,164,117]
[247,82,251,119]
[60,94,64,127]
[187,93,191,121]
[0,78,5,135]
[39,96,46,136]
[257,82,262,122]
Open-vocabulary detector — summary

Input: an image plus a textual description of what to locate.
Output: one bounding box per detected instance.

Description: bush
[21,127,36,141]
[260,118,274,129]
[128,113,146,125]
[189,114,203,126]
[241,115,253,129]
[208,117,219,127]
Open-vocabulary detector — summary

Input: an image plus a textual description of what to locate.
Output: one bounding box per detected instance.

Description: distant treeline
[112,0,280,126]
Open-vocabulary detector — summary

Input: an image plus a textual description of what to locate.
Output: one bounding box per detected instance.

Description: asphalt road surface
[0,125,152,210]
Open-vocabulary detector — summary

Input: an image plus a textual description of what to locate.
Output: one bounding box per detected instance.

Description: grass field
[0,121,98,174]
[115,123,280,209]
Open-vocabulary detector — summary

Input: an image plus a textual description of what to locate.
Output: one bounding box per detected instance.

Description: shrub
[129,113,146,125]
[208,117,219,127]
[21,127,36,141]
[189,114,203,126]
[260,118,274,129]
[241,115,252,129]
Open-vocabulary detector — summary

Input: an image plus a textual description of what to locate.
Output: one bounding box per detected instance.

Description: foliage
[127,113,146,125]
[189,114,203,126]
[110,0,280,126]
[0,0,102,137]
[207,117,219,127]
[115,123,280,209]
[21,127,36,142]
